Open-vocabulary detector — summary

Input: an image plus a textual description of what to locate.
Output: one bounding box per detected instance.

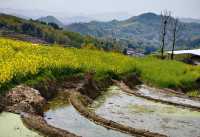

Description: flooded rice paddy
[0,112,42,137]
[136,85,200,108]
[44,91,132,137]
[2,86,200,137]
[89,86,200,137]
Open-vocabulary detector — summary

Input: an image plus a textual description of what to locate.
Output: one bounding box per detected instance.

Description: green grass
[135,57,200,88]
[187,90,200,97]
[0,38,200,93]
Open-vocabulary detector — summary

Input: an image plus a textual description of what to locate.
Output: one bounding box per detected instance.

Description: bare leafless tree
[170,17,182,60]
[160,10,171,59]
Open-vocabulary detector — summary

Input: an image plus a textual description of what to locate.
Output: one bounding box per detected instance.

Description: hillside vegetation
[37,16,64,27]
[66,13,200,53]
[0,13,119,51]
[0,38,199,93]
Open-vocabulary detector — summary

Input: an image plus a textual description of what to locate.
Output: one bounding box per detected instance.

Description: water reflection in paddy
[89,86,200,137]
[44,91,132,137]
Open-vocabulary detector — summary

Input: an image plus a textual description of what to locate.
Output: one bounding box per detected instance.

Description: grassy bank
[0,38,200,93]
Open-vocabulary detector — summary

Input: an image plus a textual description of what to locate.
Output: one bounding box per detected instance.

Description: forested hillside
[0,13,119,51]
[37,16,64,27]
[66,13,200,53]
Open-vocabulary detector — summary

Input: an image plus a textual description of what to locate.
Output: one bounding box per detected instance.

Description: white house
[167,49,200,65]
[167,49,200,56]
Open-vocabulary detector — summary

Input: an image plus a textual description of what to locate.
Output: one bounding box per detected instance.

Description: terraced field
[0,38,200,137]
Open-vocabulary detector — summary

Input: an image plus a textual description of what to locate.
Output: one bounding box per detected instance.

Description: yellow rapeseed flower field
[0,38,199,91]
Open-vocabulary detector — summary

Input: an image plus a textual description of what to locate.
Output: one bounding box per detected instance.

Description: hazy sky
[0,0,200,18]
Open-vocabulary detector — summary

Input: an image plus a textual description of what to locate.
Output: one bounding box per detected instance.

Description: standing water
[136,85,200,108]
[0,112,42,137]
[89,86,200,137]
[44,91,132,137]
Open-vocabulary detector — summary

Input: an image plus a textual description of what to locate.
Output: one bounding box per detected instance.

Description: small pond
[89,86,200,137]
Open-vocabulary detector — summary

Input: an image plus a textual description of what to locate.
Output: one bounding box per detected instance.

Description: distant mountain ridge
[0,8,132,24]
[1,12,200,53]
[0,13,120,51]
[66,12,200,53]
[37,16,64,27]
[180,18,200,24]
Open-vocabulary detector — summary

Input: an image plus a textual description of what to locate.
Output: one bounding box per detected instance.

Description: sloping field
[0,38,199,92]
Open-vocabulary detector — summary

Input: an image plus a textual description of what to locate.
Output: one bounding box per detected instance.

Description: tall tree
[170,18,182,60]
[160,10,171,59]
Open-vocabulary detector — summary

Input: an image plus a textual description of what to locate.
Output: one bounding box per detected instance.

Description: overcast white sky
[0,0,200,18]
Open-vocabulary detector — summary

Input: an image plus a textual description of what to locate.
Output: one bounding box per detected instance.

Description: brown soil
[22,113,79,137]
[121,73,142,89]
[33,75,83,100]
[4,85,46,115]
[0,95,5,113]
[77,72,113,99]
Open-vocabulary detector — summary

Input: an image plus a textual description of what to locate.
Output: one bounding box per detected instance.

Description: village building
[123,48,144,57]
[167,49,200,65]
